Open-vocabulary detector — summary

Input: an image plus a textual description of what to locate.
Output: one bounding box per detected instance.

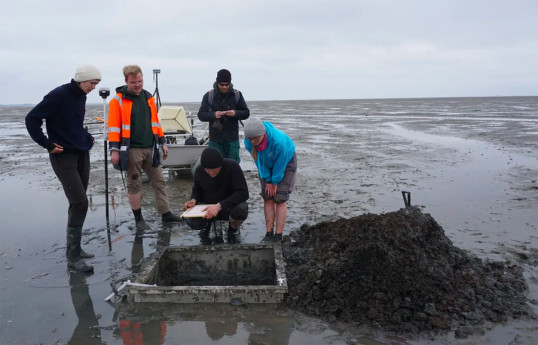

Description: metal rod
[401,191,411,207]
[105,142,110,215]
[99,88,112,250]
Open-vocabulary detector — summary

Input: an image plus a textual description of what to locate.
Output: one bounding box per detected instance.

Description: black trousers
[49,150,90,228]
[185,201,248,230]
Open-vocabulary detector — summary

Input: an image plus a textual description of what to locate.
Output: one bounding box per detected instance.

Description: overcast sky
[1,0,537,104]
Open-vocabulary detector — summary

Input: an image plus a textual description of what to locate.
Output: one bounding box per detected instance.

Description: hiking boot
[162,211,182,223]
[261,231,274,243]
[273,233,283,242]
[214,236,224,244]
[136,219,151,230]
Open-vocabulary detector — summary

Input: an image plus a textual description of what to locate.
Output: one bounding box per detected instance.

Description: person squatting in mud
[197,69,250,162]
[108,65,182,228]
[183,147,249,244]
[25,64,102,272]
[243,117,297,242]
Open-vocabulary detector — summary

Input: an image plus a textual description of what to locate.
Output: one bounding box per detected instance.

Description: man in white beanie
[26,64,101,272]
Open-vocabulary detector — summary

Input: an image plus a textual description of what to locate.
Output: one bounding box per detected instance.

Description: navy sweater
[26,79,93,152]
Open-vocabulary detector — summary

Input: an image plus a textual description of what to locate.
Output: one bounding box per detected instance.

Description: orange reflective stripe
[148,96,164,138]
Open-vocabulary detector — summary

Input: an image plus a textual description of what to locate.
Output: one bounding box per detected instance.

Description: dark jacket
[191,158,249,212]
[197,82,250,143]
[26,79,93,152]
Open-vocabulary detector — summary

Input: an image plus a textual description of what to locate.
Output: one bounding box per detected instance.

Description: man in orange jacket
[108,65,181,227]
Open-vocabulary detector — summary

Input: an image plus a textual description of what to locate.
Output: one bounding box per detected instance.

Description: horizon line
[3,94,537,107]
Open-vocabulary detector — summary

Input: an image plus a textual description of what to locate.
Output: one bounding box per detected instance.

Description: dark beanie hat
[201,147,224,169]
[216,69,231,83]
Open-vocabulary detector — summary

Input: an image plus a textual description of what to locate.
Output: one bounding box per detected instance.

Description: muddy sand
[1,97,538,344]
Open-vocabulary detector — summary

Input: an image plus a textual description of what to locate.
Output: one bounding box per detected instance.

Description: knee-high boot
[66,227,94,272]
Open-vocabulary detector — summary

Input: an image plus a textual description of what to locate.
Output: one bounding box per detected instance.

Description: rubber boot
[66,227,94,272]
[214,222,224,244]
[227,226,241,244]
[80,248,95,259]
[199,222,212,245]
[64,227,94,258]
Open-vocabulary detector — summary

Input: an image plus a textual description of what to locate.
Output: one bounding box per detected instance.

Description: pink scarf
[255,134,268,151]
[251,134,267,160]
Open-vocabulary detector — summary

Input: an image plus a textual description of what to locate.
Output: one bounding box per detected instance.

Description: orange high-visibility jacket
[108,90,165,170]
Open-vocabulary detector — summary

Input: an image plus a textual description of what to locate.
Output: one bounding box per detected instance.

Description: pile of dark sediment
[281,207,533,335]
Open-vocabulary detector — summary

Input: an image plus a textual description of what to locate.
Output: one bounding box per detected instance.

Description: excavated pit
[129,243,287,304]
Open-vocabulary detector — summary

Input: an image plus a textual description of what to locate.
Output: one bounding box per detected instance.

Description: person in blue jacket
[243,117,297,242]
[25,64,101,272]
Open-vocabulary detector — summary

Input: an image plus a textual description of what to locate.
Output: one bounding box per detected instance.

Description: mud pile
[281,207,533,335]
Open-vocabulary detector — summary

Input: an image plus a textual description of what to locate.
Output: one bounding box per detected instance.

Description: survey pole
[99,87,111,250]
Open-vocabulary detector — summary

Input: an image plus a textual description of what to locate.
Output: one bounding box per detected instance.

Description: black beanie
[201,147,224,169]
[216,69,231,83]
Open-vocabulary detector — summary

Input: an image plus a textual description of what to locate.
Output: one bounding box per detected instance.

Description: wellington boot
[68,258,94,272]
[66,227,94,273]
[80,249,95,259]
[199,223,212,245]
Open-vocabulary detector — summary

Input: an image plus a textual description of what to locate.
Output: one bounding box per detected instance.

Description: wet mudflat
[1,97,538,344]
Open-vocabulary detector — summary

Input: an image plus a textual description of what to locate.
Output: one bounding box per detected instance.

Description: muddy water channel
[1,97,537,344]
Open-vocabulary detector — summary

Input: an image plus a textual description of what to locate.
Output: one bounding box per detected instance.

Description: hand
[215,111,226,119]
[184,199,196,211]
[265,183,277,197]
[111,150,119,165]
[50,143,64,154]
[223,110,235,117]
[162,143,169,160]
[202,203,221,219]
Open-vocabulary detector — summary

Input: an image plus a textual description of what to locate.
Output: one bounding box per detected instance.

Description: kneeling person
[184,148,249,243]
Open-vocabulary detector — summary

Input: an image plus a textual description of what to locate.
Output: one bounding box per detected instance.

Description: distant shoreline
[4,95,538,107]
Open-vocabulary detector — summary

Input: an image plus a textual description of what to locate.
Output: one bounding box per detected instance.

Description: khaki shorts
[126,147,170,214]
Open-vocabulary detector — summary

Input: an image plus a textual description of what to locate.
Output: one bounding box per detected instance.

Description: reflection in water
[247,315,293,345]
[116,302,294,344]
[131,229,144,275]
[116,227,171,345]
[205,319,237,340]
[68,271,102,344]
[131,227,172,274]
[119,319,166,345]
